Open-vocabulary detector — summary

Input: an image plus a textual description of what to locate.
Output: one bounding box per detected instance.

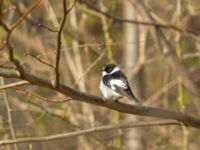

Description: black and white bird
[100,64,139,102]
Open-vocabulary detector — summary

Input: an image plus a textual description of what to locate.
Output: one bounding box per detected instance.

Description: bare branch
[0,0,43,77]
[53,0,76,87]
[0,68,200,129]
[72,49,106,87]
[38,24,58,32]
[10,0,42,30]
[0,40,6,51]
[15,87,72,103]
[0,78,18,150]
[77,0,182,31]
[0,81,29,90]
[25,53,54,68]
[0,120,181,146]
[66,41,145,51]
[182,52,200,59]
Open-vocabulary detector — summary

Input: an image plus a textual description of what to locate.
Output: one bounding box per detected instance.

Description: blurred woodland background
[0,0,200,150]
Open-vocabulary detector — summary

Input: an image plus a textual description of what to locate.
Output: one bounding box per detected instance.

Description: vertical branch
[0,0,3,20]
[53,0,77,87]
[175,0,189,149]
[53,2,92,149]
[44,0,76,84]
[175,0,185,111]
[100,2,114,63]
[54,0,68,87]
[0,77,18,150]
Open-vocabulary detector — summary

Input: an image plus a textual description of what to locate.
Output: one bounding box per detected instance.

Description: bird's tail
[126,87,139,103]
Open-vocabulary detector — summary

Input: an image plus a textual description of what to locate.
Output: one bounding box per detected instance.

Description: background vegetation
[0,0,200,149]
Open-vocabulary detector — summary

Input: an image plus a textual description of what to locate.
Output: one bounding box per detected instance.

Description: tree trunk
[123,1,143,149]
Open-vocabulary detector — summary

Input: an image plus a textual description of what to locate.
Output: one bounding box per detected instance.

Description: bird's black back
[102,70,127,87]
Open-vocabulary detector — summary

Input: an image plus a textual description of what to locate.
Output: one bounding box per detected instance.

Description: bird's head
[102,64,119,76]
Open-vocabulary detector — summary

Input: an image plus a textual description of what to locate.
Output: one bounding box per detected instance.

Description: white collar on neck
[109,67,120,74]
[102,67,120,76]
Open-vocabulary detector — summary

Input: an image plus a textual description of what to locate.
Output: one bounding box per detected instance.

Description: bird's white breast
[100,79,120,101]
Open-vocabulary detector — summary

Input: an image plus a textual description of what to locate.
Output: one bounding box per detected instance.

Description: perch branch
[0,68,200,129]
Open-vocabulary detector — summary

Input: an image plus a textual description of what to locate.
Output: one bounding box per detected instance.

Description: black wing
[102,70,127,88]
[110,71,139,102]
[110,70,127,81]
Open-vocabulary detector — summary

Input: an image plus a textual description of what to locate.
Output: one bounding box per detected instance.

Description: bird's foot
[103,97,108,101]
[114,96,122,103]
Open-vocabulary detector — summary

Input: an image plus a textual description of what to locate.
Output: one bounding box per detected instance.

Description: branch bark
[54,0,76,87]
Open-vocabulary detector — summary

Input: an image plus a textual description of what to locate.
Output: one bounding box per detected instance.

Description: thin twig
[0,120,181,146]
[144,79,177,106]
[78,0,182,31]
[0,81,29,90]
[38,24,58,32]
[10,0,42,30]
[0,77,18,150]
[35,102,78,127]
[0,0,43,77]
[16,99,107,146]
[0,0,3,18]
[72,49,106,87]
[181,52,200,59]
[15,87,72,103]
[2,4,16,15]
[0,40,6,51]
[66,41,144,50]
[25,53,54,68]
[0,61,12,67]
[9,0,42,59]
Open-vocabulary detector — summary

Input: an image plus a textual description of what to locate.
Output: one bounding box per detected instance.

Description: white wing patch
[110,79,127,90]
[109,67,120,74]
